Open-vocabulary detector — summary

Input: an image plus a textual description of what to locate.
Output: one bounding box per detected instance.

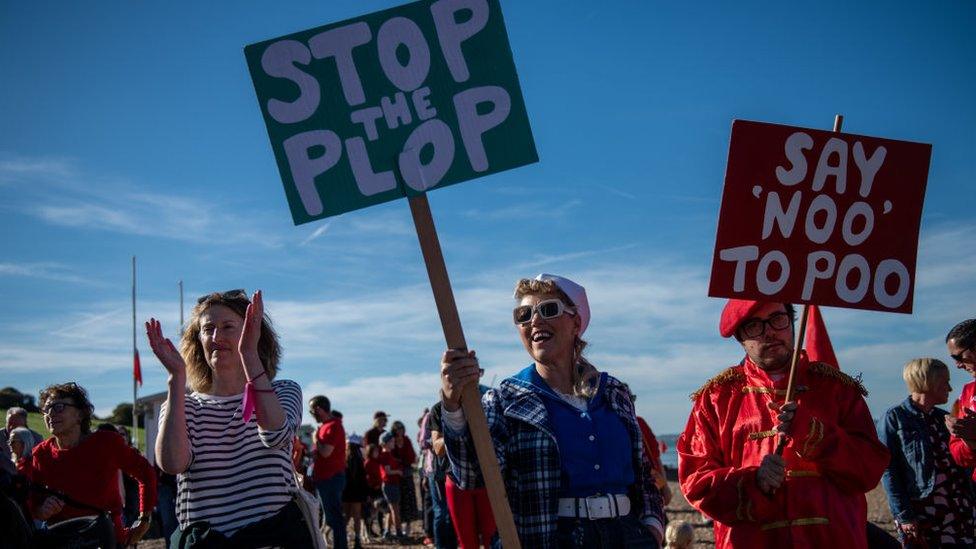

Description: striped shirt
[161,378,302,536]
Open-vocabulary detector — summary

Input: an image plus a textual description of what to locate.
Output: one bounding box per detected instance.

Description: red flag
[134,349,143,386]
[805,305,839,369]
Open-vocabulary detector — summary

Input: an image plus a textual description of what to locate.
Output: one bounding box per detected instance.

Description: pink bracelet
[242,370,269,422]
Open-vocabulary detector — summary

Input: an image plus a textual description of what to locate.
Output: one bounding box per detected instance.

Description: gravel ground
[136,477,898,548]
[665,479,897,546]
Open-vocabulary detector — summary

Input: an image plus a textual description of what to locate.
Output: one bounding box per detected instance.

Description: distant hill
[1,408,50,438]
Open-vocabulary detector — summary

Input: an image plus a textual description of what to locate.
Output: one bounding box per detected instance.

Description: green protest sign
[245,0,538,225]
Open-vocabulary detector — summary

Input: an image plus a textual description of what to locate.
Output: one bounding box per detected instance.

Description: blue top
[515,365,634,497]
[443,364,666,547]
[877,396,965,523]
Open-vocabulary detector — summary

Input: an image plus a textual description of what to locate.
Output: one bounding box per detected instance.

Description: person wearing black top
[426,402,457,548]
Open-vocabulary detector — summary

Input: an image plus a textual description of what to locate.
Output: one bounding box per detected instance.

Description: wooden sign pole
[776,114,843,456]
[408,193,521,549]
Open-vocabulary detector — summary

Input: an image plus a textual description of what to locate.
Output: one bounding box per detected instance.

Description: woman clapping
[147,289,310,547]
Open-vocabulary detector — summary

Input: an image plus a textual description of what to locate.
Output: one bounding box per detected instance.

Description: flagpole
[775,114,843,456]
[179,280,184,335]
[132,256,138,450]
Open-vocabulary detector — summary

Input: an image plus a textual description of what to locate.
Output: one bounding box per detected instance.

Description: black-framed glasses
[513,299,575,325]
[197,289,248,304]
[42,402,78,415]
[739,312,792,339]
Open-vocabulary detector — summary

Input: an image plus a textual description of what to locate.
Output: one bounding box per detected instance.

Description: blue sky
[1,1,974,436]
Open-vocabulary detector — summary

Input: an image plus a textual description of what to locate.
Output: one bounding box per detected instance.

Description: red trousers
[445,476,497,549]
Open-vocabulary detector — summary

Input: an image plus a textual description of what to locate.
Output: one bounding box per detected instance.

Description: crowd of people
[1,279,976,548]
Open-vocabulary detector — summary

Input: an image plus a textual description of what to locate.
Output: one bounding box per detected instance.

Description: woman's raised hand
[146,318,186,379]
[440,348,479,412]
[238,290,263,361]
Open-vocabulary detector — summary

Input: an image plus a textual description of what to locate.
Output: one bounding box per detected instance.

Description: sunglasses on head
[513,299,574,325]
[197,289,248,304]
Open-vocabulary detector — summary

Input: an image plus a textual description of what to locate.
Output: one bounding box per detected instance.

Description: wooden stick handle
[775,304,809,456]
[408,194,522,549]
[775,113,843,456]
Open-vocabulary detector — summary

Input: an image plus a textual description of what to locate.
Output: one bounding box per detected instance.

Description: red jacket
[949,380,976,476]
[677,354,889,549]
[30,430,158,544]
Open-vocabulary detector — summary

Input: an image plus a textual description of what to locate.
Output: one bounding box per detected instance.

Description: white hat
[533,273,590,335]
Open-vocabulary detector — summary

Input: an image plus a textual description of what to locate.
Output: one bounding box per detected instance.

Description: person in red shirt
[678,300,889,549]
[390,420,418,537]
[947,319,976,474]
[310,394,347,549]
[363,442,385,539]
[30,382,157,546]
[378,432,403,540]
[364,443,383,491]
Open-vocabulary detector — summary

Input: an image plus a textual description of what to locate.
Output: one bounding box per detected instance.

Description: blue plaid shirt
[444,365,665,547]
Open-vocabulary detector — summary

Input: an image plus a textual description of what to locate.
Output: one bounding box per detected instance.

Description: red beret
[719,299,764,338]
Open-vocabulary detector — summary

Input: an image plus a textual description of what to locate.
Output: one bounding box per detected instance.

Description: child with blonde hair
[665,520,695,548]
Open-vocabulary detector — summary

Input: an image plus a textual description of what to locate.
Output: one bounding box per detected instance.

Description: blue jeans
[157,482,178,548]
[316,474,347,549]
[428,473,457,549]
[556,514,658,548]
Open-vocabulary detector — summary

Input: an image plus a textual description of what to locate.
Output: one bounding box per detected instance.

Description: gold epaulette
[690,366,745,400]
[807,362,868,397]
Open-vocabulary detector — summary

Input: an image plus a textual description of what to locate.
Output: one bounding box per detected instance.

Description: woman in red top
[364,443,383,491]
[390,420,418,536]
[363,443,385,540]
[378,433,404,540]
[30,382,157,545]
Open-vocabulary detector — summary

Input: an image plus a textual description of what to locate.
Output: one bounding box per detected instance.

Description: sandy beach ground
[138,474,898,547]
[665,479,897,546]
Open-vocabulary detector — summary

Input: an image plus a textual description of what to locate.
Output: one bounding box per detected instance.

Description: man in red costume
[946,319,976,475]
[677,299,889,548]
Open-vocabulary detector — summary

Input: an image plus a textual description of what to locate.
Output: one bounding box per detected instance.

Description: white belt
[557,494,630,520]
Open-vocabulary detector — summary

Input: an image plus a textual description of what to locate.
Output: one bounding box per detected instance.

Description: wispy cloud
[1,154,285,248]
[462,199,582,221]
[0,262,101,286]
[0,155,76,183]
[6,224,976,435]
[915,224,976,290]
[514,243,641,270]
[300,221,332,246]
[32,193,283,249]
[595,184,637,200]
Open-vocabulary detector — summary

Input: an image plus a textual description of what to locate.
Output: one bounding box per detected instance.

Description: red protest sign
[708,120,932,313]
